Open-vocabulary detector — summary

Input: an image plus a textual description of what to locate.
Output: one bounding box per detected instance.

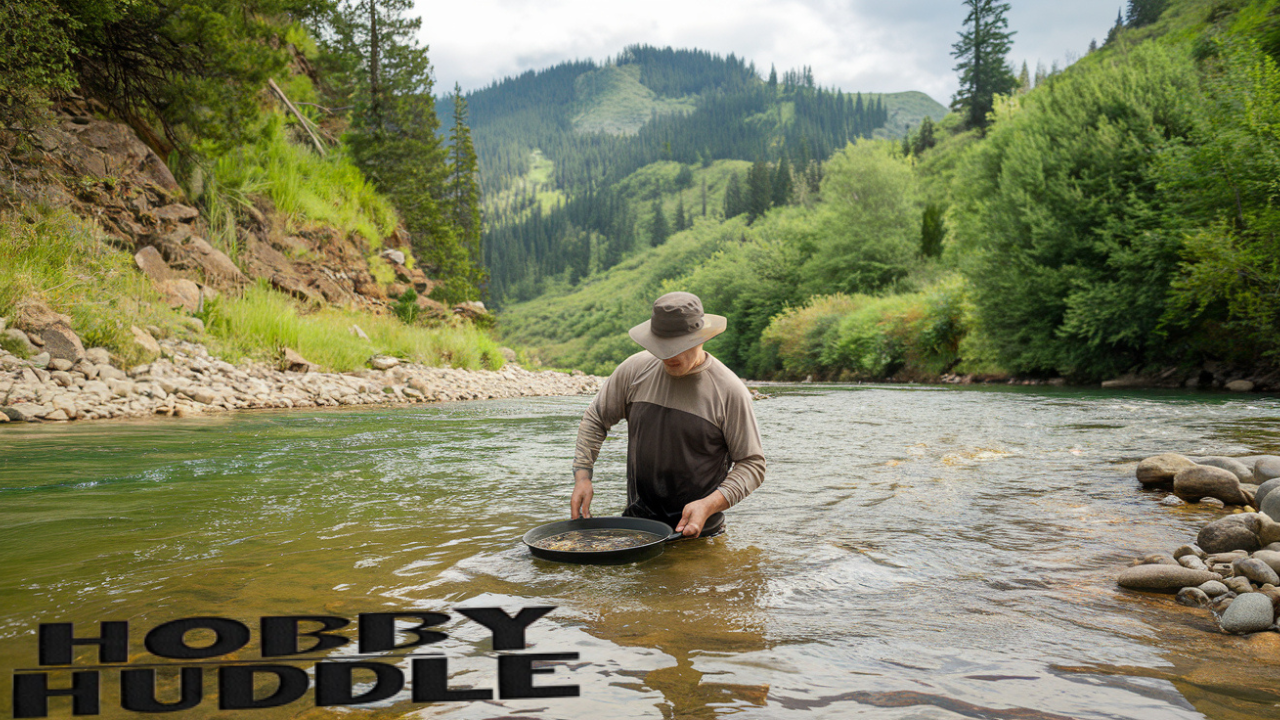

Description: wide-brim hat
[628,291,727,360]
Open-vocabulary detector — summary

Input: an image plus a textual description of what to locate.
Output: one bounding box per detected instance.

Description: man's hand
[570,469,593,519]
[675,491,730,537]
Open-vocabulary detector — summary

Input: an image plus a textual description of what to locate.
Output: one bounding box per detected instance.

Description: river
[2,384,1279,719]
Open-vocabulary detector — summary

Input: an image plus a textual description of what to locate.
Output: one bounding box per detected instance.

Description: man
[570,291,766,537]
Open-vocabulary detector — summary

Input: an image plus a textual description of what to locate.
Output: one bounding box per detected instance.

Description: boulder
[1136,454,1196,485]
[281,348,316,373]
[1176,587,1210,607]
[154,204,199,223]
[1255,456,1280,483]
[1234,557,1280,587]
[1198,516,1261,554]
[3,328,38,355]
[1178,555,1208,571]
[1174,465,1249,505]
[1252,550,1280,575]
[134,246,174,285]
[1220,592,1275,634]
[1199,580,1230,597]
[380,249,406,265]
[39,324,85,362]
[1261,490,1280,524]
[2,403,48,421]
[1255,478,1280,511]
[1225,379,1255,392]
[129,326,162,361]
[11,299,71,334]
[1195,456,1254,483]
[369,356,400,370]
[31,352,50,368]
[161,278,202,313]
[1173,544,1207,560]
[1116,565,1221,592]
[1225,576,1254,594]
[85,347,111,365]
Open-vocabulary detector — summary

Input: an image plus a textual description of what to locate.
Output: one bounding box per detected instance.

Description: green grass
[0,209,186,365]
[203,281,505,372]
[572,64,698,135]
[187,113,399,256]
[873,91,950,140]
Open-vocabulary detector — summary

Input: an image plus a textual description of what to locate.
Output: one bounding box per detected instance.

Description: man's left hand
[675,491,730,537]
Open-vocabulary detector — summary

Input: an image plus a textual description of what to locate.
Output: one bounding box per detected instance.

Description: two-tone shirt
[573,350,766,526]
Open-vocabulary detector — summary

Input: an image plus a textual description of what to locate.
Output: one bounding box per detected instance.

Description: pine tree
[1088,38,1098,53]
[1017,61,1031,94]
[950,0,1018,132]
[674,195,688,232]
[445,83,485,301]
[768,64,778,91]
[700,177,708,216]
[772,156,793,206]
[650,198,670,246]
[746,159,772,223]
[723,171,745,219]
[920,204,946,258]
[912,116,937,156]
[1126,0,1166,28]
[1105,8,1124,45]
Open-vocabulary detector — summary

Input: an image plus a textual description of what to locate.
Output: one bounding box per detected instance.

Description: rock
[188,388,218,404]
[11,299,71,334]
[1136,453,1197,485]
[1255,478,1280,512]
[154,204,199,222]
[1262,491,1280,523]
[44,409,69,421]
[281,348,315,373]
[1200,497,1227,508]
[1143,553,1180,566]
[1178,555,1209,571]
[499,347,519,363]
[1225,379,1255,392]
[97,365,126,382]
[1195,456,1254,483]
[380,249,406,265]
[1252,550,1280,575]
[1226,576,1255,594]
[134,245,174,285]
[1234,557,1280,587]
[1175,465,1249,505]
[51,396,77,419]
[1117,565,1221,592]
[369,355,400,370]
[3,328,37,355]
[129,326,162,361]
[1256,457,1280,483]
[350,324,370,341]
[1199,516,1261,554]
[2,403,47,421]
[49,371,74,387]
[31,352,50,368]
[160,278,202,313]
[1160,495,1186,507]
[1177,587,1210,607]
[48,357,73,372]
[39,323,85,362]
[1212,595,1236,612]
[1220,592,1275,634]
[85,347,111,365]
[1174,544,1207,560]
[1200,580,1230,597]
[1257,513,1280,546]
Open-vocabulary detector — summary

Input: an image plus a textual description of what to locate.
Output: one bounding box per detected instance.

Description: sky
[415,0,1124,105]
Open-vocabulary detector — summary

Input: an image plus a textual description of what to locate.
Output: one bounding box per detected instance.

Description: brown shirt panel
[574,351,766,514]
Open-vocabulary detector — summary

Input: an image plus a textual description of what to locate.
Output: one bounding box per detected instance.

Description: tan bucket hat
[628,292,727,360]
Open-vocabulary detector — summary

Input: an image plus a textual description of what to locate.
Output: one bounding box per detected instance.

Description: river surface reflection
[2,384,1280,719]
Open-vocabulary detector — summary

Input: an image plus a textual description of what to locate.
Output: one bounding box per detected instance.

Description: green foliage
[1128,0,1170,27]
[1161,38,1280,361]
[0,0,76,127]
[951,0,1018,131]
[920,203,946,258]
[444,84,485,303]
[951,42,1198,379]
[0,209,183,366]
[203,280,504,371]
[393,286,419,323]
[799,140,920,296]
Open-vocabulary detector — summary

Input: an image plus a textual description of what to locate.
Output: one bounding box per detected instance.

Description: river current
[2,384,1280,719]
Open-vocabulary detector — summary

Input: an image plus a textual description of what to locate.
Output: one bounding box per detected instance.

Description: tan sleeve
[715,384,765,506]
[572,359,634,476]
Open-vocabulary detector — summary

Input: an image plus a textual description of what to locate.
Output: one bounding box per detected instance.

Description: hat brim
[628,314,727,360]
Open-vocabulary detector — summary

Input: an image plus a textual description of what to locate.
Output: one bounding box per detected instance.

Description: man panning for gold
[570,292,766,537]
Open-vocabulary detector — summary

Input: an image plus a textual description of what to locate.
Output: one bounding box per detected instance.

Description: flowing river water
[3,384,1280,719]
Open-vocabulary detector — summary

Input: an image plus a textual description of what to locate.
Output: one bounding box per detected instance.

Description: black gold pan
[522,516,684,564]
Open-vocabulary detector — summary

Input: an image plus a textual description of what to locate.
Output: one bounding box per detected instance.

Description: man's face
[662,345,704,377]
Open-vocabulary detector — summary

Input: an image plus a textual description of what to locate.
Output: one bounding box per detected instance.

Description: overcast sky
[416,0,1123,104]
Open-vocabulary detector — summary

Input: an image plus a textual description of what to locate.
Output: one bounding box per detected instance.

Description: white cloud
[416,0,1122,104]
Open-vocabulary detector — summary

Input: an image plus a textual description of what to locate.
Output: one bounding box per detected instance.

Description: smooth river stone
[1199,580,1230,597]
[1252,550,1280,575]
[1233,558,1280,587]
[1177,587,1210,607]
[1178,555,1208,571]
[1225,577,1255,594]
[1143,553,1179,566]
[1117,565,1221,592]
[1137,453,1196,485]
[1199,516,1261,554]
[1254,478,1280,513]
[1255,457,1280,483]
[1174,465,1249,505]
[1261,488,1280,523]
[1220,592,1276,634]
[1173,544,1207,560]
[1196,456,1254,483]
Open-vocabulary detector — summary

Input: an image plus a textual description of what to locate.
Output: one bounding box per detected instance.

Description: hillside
[496,0,1280,390]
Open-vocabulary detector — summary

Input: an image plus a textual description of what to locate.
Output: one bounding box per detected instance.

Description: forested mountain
[436,44,947,305]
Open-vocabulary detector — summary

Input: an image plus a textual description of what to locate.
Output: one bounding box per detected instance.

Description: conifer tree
[746,159,773,223]
[700,177,708,216]
[723,171,745,219]
[772,156,792,206]
[1126,0,1166,28]
[1105,8,1124,45]
[445,82,485,300]
[912,116,937,156]
[1017,61,1031,94]
[650,198,670,246]
[950,0,1018,132]
[674,195,688,232]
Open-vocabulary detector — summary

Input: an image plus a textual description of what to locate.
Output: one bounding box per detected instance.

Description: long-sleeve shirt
[573,351,765,526]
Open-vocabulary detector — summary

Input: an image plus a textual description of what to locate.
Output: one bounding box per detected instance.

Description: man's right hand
[570,470,593,519]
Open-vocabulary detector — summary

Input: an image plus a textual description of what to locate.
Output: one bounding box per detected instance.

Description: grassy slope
[875,91,951,139]
[572,64,698,135]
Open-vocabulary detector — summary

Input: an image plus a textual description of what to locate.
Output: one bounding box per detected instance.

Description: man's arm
[570,361,632,518]
[715,384,766,507]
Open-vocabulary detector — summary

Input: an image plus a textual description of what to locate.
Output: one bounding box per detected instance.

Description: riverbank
[0,338,601,423]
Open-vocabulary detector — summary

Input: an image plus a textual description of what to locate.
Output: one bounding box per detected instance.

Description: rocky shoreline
[1119,454,1280,634]
[0,336,602,424]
